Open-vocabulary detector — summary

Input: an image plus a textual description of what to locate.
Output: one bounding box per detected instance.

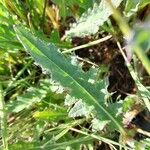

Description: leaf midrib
[15,27,125,134]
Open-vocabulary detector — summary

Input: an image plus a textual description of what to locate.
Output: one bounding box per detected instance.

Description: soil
[72,35,136,100]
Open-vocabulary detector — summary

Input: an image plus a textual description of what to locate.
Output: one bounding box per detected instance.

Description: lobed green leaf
[65,0,122,38]
[14,26,125,133]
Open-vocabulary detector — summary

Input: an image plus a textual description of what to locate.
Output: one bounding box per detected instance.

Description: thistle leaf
[65,0,122,38]
[68,99,94,118]
[14,26,124,133]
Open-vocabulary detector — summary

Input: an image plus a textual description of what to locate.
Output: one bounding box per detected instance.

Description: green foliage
[8,136,94,150]
[33,109,67,121]
[122,96,136,112]
[14,26,124,133]
[52,0,93,19]
[0,24,22,50]
[130,23,150,53]
[0,0,150,149]
[0,2,22,51]
[128,23,150,107]
[2,0,45,28]
[65,0,122,38]
[7,79,52,113]
[124,0,150,17]
[8,141,40,150]
[68,99,94,118]
[91,118,110,132]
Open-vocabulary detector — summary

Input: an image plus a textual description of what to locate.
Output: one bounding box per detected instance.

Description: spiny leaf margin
[65,0,122,38]
[14,26,125,134]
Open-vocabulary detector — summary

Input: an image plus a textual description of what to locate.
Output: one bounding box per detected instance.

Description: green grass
[0,0,150,150]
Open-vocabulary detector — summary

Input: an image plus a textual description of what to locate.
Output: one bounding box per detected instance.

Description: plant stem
[42,0,47,29]
[105,0,150,75]
[0,84,8,150]
[61,0,66,21]
[4,59,33,96]
[105,0,150,110]
[133,46,150,75]
[116,41,150,111]
[105,0,131,38]
[70,128,132,150]
[62,35,112,53]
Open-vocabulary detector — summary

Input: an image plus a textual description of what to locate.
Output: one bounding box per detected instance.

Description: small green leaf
[33,109,67,121]
[92,118,110,132]
[122,96,136,112]
[68,100,94,118]
[8,141,39,150]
